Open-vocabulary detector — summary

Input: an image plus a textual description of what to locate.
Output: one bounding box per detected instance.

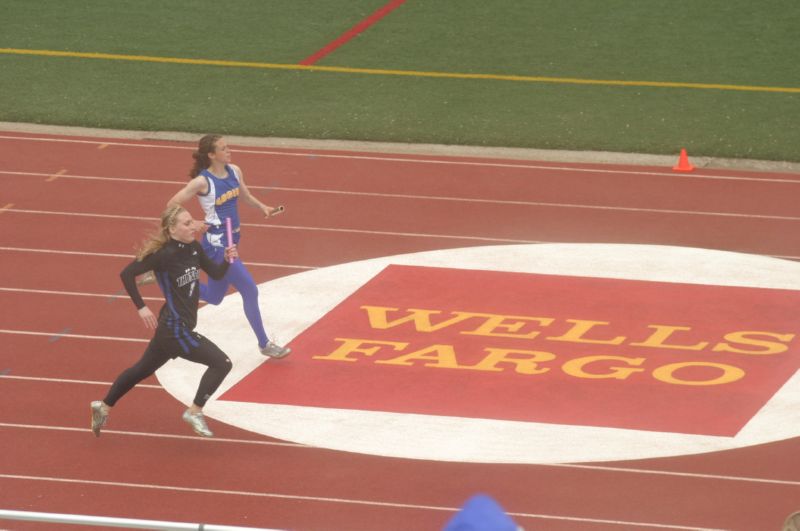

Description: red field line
[299,0,408,66]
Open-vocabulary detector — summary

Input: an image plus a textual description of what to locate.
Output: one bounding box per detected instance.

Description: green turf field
[2,0,798,161]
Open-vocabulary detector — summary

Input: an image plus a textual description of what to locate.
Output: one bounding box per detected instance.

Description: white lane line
[4,241,800,264]
[0,246,131,258]
[0,286,255,307]
[0,246,317,268]
[0,423,303,447]
[1,169,185,185]
[3,170,800,220]
[0,329,148,343]
[276,190,800,221]
[1,133,798,185]
[0,286,161,301]
[553,463,800,487]
[0,209,545,244]
[0,419,796,488]
[0,474,723,530]
[0,375,161,388]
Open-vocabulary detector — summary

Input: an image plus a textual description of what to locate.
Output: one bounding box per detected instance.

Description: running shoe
[259,341,291,359]
[182,409,213,437]
[90,401,109,437]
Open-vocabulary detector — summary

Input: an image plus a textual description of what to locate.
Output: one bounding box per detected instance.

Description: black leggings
[104,327,231,408]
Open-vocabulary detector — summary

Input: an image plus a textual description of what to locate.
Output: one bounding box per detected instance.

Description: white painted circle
[156,244,800,463]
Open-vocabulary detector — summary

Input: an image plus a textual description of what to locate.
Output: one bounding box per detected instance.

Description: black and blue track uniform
[104,239,232,408]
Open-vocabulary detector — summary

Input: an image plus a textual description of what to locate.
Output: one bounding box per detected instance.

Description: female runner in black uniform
[90,204,237,438]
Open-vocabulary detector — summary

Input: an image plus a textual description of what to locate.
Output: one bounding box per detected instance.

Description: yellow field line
[2,47,800,94]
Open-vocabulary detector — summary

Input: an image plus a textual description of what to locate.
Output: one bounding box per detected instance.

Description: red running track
[1,129,800,530]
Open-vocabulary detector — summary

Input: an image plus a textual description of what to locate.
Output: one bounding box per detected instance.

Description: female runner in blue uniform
[91,204,237,438]
[167,134,290,358]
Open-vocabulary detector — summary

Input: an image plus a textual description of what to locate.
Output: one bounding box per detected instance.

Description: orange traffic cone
[672,148,694,172]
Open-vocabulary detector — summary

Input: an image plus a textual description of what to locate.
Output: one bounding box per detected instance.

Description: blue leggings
[200,232,269,348]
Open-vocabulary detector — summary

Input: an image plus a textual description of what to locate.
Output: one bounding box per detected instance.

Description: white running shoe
[182,409,213,437]
[260,341,291,359]
[90,401,109,437]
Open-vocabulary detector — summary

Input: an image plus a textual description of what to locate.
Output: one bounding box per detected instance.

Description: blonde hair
[136,204,187,260]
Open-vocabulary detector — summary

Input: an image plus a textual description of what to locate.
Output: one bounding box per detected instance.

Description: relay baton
[271,205,285,216]
[225,217,235,263]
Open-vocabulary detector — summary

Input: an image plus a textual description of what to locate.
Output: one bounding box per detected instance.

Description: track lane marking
[0,375,161,389]
[0,423,301,447]
[0,423,796,488]
[0,329,149,343]
[8,166,800,223]
[45,169,67,182]
[1,422,302,447]
[0,286,160,301]
[0,209,545,244]
[0,474,725,529]
[1,136,799,184]
[2,169,186,185]
[9,169,800,218]
[4,243,800,264]
[7,169,800,219]
[0,246,316,268]
[48,327,71,343]
[3,196,800,224]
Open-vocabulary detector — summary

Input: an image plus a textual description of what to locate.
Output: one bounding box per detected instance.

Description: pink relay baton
[225,217,235,263]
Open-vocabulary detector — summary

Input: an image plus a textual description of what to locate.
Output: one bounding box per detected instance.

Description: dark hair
[189,134,222,178]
